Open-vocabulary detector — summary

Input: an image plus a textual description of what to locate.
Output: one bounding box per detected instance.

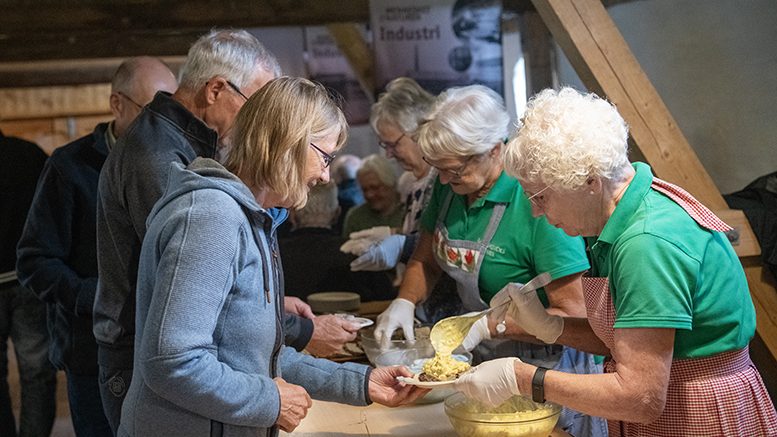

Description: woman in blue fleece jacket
[119,77,427,437]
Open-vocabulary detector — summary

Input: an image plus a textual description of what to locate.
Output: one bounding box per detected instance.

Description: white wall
[556,0,777,194]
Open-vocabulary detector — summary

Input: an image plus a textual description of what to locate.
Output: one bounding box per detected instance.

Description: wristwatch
[531,366,548,403]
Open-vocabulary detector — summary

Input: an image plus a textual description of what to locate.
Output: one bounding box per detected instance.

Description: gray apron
[432,191,608,437]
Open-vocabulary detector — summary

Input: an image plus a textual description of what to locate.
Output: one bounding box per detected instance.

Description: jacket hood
[148,157,287,230]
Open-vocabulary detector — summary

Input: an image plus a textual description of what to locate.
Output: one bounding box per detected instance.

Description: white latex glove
[350,234,406,271]
[374,298,416,349]
[349,226,392,242]
[454,357,523,407]
[505,284,564,344]
[489,282,524,309]
[339,238,374,256]
[461,313,491,352]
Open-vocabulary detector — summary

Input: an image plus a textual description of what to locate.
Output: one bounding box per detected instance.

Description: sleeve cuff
[284,314,314,351]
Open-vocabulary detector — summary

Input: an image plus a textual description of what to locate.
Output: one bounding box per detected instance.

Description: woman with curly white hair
[455,86,777,436]
[374,84,607,436]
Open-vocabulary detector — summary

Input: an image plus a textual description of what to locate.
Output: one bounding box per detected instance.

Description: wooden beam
[0,84,110,121]
[0,57,184,89]
[326,23,375,102]
[532,0,726,209]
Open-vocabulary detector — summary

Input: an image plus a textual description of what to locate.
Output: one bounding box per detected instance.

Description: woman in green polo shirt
[454,87,777,436]
[374,85,606,437]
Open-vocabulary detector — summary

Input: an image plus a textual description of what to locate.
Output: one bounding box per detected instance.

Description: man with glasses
[17,57,177,437]
[92,30,280,434]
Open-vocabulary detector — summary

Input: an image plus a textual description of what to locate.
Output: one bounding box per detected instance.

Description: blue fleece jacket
[118,158,371,437]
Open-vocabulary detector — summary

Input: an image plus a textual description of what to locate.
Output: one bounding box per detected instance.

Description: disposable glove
[339,238,374,256]
[504,283,564,344]
[374,298,416,349]
[460,313,491,351]
[350,234,406,271]
[454,357,523,407]
[349,226,392,242]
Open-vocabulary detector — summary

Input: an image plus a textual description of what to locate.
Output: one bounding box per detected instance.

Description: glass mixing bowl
[444,393,561,437]
[359,326,431,366]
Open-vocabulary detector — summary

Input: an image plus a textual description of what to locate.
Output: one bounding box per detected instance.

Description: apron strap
[651,178,732,232]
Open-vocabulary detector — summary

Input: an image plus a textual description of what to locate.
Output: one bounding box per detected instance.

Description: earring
[589,191,595,195]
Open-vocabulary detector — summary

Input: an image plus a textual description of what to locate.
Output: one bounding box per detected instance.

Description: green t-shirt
[420,171,589,303]
[589,162,755,359]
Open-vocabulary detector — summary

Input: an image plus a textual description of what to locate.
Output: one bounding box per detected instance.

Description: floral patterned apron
[433,191,608,437]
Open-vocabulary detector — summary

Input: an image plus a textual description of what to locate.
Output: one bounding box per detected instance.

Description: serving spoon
[429,272,552,354]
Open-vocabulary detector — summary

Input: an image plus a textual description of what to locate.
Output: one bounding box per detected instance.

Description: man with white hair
[93,30,280,433]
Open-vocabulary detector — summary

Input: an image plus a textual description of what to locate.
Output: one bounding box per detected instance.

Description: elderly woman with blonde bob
[455,87,777,436]
[374,84,606,436]
[119,77,427,437]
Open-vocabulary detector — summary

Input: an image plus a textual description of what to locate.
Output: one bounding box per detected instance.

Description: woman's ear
[586,177,602,195]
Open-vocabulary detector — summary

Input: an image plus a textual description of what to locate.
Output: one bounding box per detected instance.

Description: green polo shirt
[589,162,755,359]
[420,171,589,303]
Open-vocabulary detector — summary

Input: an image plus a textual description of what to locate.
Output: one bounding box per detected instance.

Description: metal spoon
[429,272,552,354]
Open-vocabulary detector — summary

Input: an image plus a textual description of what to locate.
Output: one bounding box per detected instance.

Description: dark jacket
[0,130,47,281]
[16,123,109,374]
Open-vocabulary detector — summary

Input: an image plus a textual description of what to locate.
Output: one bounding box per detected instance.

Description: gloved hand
[350,234,406,271]
[504,284,564,344]
[349,226,392,242]
[339,238,374,256]
[460,313,491,351]
[374,298,416,349]
[454,357,523,407]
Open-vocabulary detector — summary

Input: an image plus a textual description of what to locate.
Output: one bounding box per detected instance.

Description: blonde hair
[370,77,435,135]
[225,77,347,208]
[417,84,509,159]
[505,87,630,190]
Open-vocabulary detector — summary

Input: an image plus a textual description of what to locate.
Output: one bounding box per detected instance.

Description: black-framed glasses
[378,132,405,150]
[309,142,336,168]
[117,91,143,109]
[422,154,476,178]
[226,80,249,101]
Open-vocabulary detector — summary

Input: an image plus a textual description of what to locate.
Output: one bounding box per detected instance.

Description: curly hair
[417,84,509,160]
[505,87,630,190]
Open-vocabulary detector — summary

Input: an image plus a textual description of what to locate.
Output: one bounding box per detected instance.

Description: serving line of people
[372,84,607,437]
[453,87,777,436]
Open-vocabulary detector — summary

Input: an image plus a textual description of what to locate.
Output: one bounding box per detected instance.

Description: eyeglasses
[422,154,476,179]
[309,142,336,168]
[378,133,405,150]
[226,80,249,101]
[526,186,550,207]
[117,91,143,110]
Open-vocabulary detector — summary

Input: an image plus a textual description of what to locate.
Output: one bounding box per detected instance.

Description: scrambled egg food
[421,353,471,381]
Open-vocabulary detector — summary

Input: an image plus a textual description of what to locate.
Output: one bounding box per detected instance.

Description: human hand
[350,226,392,242]
[339,238,374,256]
[454,357,523,407]
[461,313,491,351]
[284,296,315,319]
[305,314,360,357]
[368,365,430,406]
[503,284,564,344]
[374,298,416,349]
[350,234,406,271]
[274,377,312,432]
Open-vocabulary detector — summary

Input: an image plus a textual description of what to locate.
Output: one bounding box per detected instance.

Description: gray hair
[178,29,281,90]
[330,154,362,184]
[505,87,630,190]
[357,154,398,188]
[370,77,435,134]
[417,84,509,159]
[293,182,339,228]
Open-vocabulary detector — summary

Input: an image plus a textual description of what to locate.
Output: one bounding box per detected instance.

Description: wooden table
[281,399,570,436]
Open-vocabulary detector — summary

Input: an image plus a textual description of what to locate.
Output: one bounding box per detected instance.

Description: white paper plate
[335,314,374,328]
[396,375,457,388]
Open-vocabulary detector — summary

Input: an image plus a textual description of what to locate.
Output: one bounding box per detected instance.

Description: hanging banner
[305,26,372,125]
[370,0,503,95]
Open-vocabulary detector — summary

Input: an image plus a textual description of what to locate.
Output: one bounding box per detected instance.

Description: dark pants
[0,284,56,437]
[98,365,132,436]
[67,372,112,437]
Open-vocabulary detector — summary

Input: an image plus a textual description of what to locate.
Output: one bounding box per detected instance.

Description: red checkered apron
[580,179,777,436]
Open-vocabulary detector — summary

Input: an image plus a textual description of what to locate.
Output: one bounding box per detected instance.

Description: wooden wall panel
[0,84,111,121]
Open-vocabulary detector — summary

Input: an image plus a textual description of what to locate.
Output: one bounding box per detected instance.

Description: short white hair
[294,182,338,227]
[505,87,630,190]
[357,154,397,188]
[370,77,435,135]
[417,84,509,159]
[178,29,281,90]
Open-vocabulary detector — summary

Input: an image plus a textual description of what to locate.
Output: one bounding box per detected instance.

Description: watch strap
[531,366,548,403]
